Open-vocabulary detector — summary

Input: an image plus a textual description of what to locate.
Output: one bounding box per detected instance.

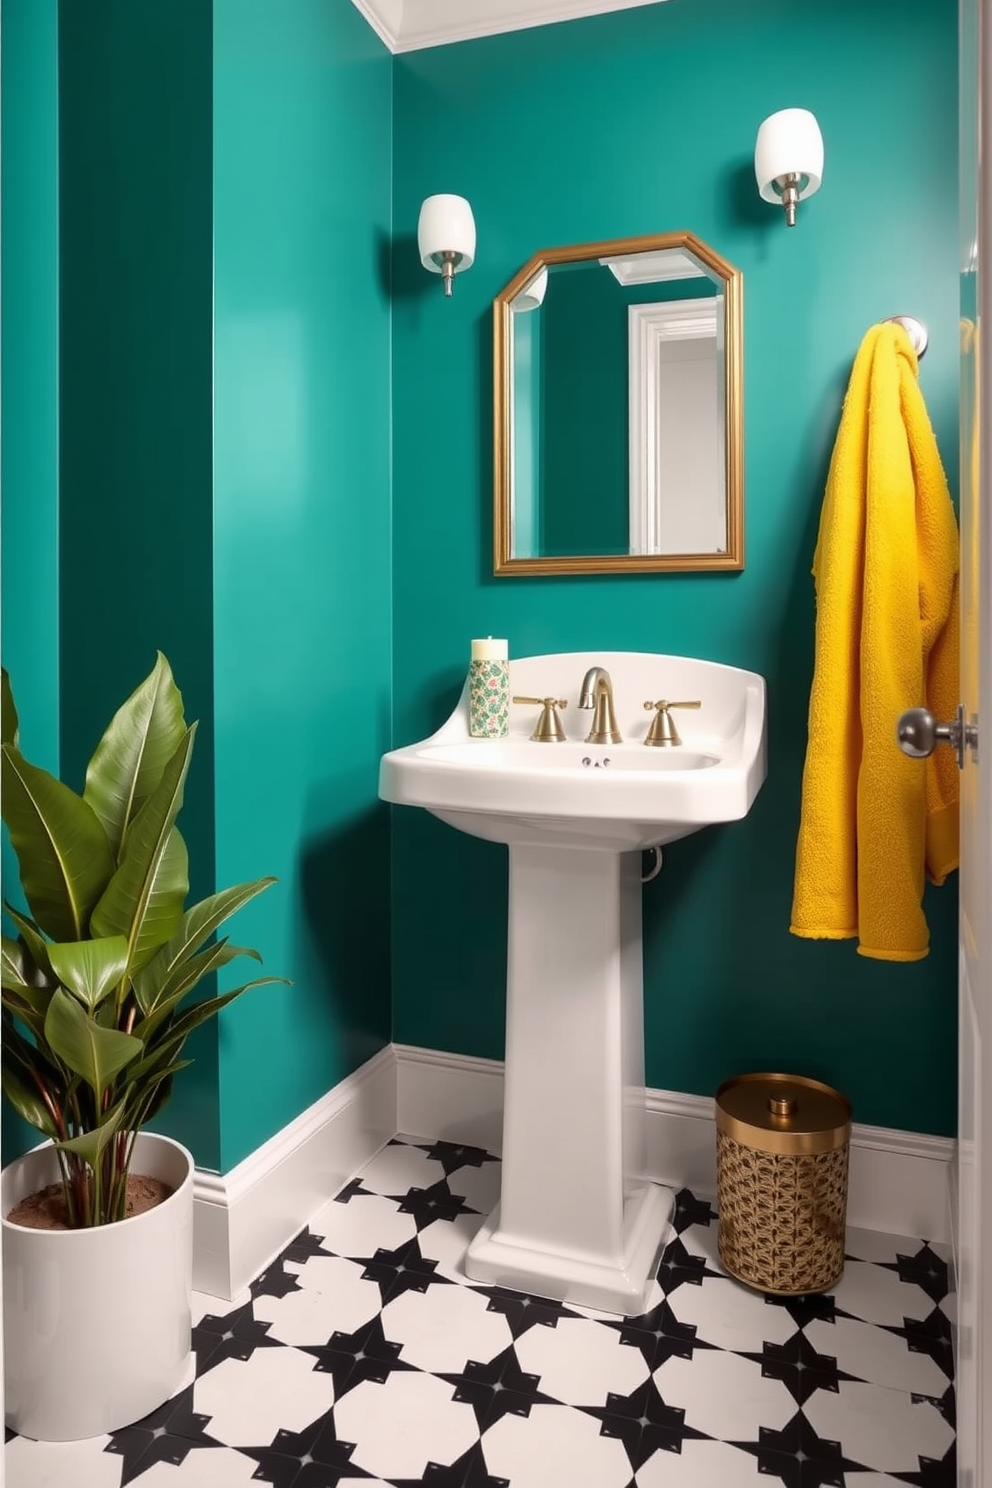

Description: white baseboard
[393,1043,956,1245]
[193,1045,396,1299]
[190,1041,954,1298]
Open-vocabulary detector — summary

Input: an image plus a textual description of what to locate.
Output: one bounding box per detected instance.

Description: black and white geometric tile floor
[5,1136,956,1487]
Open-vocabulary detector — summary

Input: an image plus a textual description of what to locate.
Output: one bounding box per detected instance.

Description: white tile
[806,1314,950,1397]
[513,1316,649,1407]
[654,1350,795,1440]
[845,1228,950,1266]
[381,1283,513,1373]
[356,1143,447,1196]
[445,1161,501,1214]
[335,1372,480,1480]
[252,1254,382,1345]
[831,1261,935,1326]
[5,1435,121,1488]
[306,1190,418,1258]
[482,1402,633,1488]
[192,1344,336,1448]
[844,1477,911,1487]
[665,1276,797,1352]
[804,1381,955,1474]
[635,1438,768,1487]
[417,1211,487,1281]
[191,1288,250,1326]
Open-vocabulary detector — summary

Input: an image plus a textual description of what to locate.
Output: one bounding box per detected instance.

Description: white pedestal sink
[380,651,766,1315]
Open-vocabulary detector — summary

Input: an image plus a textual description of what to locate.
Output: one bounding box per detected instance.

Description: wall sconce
[418,194,476,297]
[754,108,824,226]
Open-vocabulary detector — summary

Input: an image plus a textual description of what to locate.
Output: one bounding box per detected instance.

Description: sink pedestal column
[464,843,674,1315]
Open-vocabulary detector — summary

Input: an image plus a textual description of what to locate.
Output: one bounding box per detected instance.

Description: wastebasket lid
[716,1073,852,1156]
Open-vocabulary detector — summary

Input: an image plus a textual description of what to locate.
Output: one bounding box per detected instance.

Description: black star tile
[284,1227,334,1264]
[583,1376,709,1473]
[103,1384,223,1485]
[880,1245,952,1306]
[605,1298,716,1372]
[672,1188,717,1234]
[742,1328,857,1407]
[654,1234,722,1295]
[192,1298,281,1377]
[469,1282,583,1340]
[894,1441,957,1487]
[439,1341,556,1431]
[332,1177,375,1206]
[241,1404,372,1485]
[390,1438,509,1487]
[251,1256,305,1301]
[389,1178,479,1230]
[764,1288,839,1329]
[412,1139,501,1178]
[302,1311,416,1398]
[732,1409,867,1488]
[354,1233,453,1305]
[887,1306,955,1381]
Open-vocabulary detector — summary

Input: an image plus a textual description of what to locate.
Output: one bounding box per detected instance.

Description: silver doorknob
[897,704,978,767]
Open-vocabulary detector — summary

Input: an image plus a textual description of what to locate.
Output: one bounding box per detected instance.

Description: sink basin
[380,650,766,850]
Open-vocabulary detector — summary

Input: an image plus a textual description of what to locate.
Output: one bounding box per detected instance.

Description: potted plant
[1,653,285,1441]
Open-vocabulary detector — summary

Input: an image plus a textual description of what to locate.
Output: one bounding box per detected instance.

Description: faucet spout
[578,666,623,745]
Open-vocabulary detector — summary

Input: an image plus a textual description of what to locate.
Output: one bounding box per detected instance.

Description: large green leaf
[1,1055,59,1138]
[48,936,129,1014]
[1,669,19,748]
[132,878,276,1013]
[55,1099,126,1164]
[2,1015,63,1136]
[126,976,288,1086]
[3,906,54,979]
[1,744,116,941]
[90,728,195,973]
[83,653,188,858]
[133,937,243,1030]
[44,987,142,1095]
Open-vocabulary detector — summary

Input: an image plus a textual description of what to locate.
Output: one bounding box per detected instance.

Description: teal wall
[0,0,60,1166]
[56,0,221,1168]
[2,0,393,1174]
[391,0,961,1136]
[212,0,393,1168]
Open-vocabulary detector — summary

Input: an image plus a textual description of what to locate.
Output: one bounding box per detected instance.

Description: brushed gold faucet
[578,666,622,744]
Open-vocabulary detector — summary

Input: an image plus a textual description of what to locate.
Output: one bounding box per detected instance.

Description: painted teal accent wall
[0,0,60,1167]
[391,0,961,1135]
[212,0,393,1168]
[56,0,221,1169]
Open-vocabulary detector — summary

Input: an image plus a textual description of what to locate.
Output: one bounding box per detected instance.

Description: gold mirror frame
[493,230,743,576]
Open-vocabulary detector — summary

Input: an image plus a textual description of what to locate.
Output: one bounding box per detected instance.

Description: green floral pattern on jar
[469,659,509,737]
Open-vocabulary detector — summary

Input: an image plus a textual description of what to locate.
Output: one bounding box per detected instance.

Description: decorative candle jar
[469,637,509,738]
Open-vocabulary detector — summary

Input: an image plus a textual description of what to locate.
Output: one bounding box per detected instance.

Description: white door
[954,0,991,1478]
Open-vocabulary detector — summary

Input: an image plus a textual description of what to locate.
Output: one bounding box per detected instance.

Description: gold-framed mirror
[493,231,743,576]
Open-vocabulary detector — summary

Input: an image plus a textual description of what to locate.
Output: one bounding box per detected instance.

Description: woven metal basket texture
[716,1128,849,1294]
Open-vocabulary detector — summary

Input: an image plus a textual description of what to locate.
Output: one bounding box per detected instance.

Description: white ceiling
[350,0,670,53]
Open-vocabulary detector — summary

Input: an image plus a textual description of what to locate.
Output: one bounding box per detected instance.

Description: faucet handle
[642,699,701,748]
[512,695,569,743]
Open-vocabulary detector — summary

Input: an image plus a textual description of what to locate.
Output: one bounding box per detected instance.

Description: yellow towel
[790,322,960,961]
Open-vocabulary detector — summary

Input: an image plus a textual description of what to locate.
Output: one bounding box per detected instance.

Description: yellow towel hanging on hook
[790,321,960,962]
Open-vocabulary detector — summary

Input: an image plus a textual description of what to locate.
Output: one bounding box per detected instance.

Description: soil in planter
[6,1175,173,1230]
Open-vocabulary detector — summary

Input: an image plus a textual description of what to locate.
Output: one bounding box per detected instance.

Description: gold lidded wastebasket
[716,1073,852,1295]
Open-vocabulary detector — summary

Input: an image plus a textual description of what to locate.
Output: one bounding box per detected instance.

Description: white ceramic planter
[2,1131,194,1441]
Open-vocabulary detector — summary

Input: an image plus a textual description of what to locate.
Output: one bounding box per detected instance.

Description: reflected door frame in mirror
[493,230,744,576]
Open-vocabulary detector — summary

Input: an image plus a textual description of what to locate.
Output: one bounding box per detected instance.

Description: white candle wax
[471,637,508,661]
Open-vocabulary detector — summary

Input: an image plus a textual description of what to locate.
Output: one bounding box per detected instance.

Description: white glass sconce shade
[511,267,548,312]
[754,108,824,226]
[418,194,476,296]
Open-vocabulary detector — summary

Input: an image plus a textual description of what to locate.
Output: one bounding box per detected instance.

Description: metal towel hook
[883,314,928,360]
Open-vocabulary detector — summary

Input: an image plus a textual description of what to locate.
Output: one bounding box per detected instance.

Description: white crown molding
[350,0,669,54]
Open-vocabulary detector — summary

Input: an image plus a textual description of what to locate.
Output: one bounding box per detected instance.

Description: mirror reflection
[493,232,743,576]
